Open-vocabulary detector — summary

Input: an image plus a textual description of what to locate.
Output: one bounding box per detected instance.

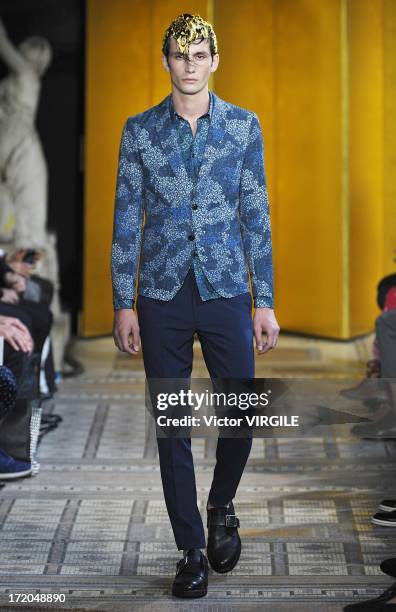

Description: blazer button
[192,203,198,210]
[193,250,198,257]
[188,234,195,241]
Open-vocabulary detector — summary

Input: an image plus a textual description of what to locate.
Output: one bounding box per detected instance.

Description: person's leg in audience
[0,344,34,478]
[17,300,54,394]
[374,309,396,426]
[3,340,30,389]
[0,302,54,394]
[376,309,396,378]
[350,310,396,437]
[0,365,17,420]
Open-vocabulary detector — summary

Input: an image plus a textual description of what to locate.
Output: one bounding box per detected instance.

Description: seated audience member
[341,274,396,402]
[0,317,35,479]
[0,250,55,396]
[349,307,396,438]
[363,309,396,524]
[343,285,396,610]
[341,272,396,441]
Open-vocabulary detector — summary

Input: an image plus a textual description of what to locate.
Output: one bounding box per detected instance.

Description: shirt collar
[169,91,213,123]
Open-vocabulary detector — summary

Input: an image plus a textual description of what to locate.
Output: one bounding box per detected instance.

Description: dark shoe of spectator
[366,359,381,378]
[372,510,396,527]
[171,548,208,598]
[340,378,389,403]
[0,448,32,480]
[380,558,396,579]
[39,413,63,442]
[207,500,241,573]
[350,408,396,438]
[378,500,396,512]
[343,582,396,610]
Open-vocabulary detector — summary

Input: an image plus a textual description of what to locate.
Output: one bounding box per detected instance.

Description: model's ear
[162,54,170,72]
[210,53,220,73]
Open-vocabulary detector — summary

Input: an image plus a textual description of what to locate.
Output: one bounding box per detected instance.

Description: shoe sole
[378,505,396,512]
[0,469,32,480]
[371,517,396,527]
[207,540,241,574]
[172,584,208,598]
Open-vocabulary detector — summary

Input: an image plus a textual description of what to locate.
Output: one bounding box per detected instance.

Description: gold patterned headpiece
[162,13,218,57]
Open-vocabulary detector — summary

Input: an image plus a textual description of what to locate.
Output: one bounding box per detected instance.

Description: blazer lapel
[155,95,190,183]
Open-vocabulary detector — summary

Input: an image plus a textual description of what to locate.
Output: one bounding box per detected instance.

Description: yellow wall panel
[215,0,346,338]
[276,0,345,337]
[384,0,396,277]
[82,0,151,336]
[349,0,384,335]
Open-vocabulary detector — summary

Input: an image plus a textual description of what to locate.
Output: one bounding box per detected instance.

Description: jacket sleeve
[110,118,144,311]
[239,113,274,309]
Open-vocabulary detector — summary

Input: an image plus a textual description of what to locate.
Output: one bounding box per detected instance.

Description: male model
[111,13,280,598]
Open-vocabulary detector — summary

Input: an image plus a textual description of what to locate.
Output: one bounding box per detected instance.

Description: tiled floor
[0,332,395,610]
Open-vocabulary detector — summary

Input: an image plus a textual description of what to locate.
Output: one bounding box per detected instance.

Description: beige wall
[81,0,396,339]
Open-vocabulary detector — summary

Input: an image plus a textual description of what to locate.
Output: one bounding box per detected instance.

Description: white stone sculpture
[0,18,69,372]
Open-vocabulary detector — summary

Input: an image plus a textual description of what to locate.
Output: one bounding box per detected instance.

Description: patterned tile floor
[0,332,395,611]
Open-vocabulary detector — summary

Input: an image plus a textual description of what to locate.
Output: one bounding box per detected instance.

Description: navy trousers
[136,266,255,550]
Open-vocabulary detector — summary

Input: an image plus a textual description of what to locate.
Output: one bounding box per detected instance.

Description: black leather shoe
[343,581,396,610]
[207,500,241,573]
[172,548,208,598]
[381,558,396,578]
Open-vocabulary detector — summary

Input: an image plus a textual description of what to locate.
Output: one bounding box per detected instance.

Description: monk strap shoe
[206,500,241,573]
[225,514,240,528]
[172,548,208,598]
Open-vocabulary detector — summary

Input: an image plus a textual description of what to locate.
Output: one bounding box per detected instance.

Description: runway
[0,332,395,611]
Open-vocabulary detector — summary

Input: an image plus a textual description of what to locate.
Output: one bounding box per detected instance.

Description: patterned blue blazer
[111,91,274,310]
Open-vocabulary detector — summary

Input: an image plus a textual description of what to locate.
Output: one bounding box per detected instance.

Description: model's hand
[113,308,141,355]
[253,308,280,354]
